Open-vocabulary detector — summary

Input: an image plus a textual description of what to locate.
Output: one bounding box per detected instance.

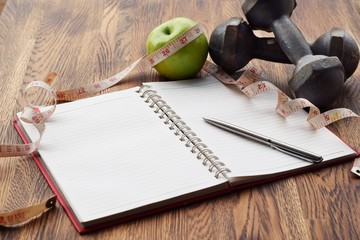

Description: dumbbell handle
[272,15,312,63]
[209,17,359,78]
[251,29,359,79]
[250,36,291,63]
[241,0,345,109]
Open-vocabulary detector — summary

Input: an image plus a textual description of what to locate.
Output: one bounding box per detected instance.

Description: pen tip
[203,117,210,122]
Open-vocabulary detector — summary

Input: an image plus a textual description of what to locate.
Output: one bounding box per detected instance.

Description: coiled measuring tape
[1,22,359,227]
[0,23,208,227]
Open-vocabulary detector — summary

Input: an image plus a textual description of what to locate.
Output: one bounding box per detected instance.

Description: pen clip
[270,143,323,163]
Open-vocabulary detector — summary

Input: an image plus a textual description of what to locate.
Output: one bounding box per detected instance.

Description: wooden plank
[0,0,359,239]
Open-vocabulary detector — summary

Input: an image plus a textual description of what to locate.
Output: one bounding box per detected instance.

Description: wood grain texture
[0,0,359,239]
[0,0,5,14]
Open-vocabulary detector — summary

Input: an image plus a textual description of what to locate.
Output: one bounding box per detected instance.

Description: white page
[147,76,356,177]
[19,87,227,223]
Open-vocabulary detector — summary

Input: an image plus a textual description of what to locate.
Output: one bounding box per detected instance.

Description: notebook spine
[137,85,231,179]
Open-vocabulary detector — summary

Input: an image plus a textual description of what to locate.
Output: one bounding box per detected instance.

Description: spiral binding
[137,85,231,179]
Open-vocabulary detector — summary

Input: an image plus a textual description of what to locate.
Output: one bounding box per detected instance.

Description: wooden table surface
[1,0,360,239]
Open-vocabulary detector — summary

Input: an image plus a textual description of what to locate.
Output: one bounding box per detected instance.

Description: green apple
[146,17,209,80]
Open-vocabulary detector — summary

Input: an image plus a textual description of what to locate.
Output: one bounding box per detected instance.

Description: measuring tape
[0,197,56,228]
[202,62,359,130]
[352,156,360,176]
[55,24,205,101]
[1,22,360,227]
[0,22,208,227]
[0,23,205,159]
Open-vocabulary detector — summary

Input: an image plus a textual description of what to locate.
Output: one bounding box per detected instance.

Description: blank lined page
[148,76,356,177]
[19,87,227,223]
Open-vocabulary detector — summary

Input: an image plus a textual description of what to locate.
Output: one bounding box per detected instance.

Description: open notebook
[15,76,357,233]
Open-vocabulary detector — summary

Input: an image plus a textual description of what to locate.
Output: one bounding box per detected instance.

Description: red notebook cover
[14,119,232,233]
[13,118,359,234]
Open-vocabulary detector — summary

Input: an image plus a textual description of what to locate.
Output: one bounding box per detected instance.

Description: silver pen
[203,117,323,163]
